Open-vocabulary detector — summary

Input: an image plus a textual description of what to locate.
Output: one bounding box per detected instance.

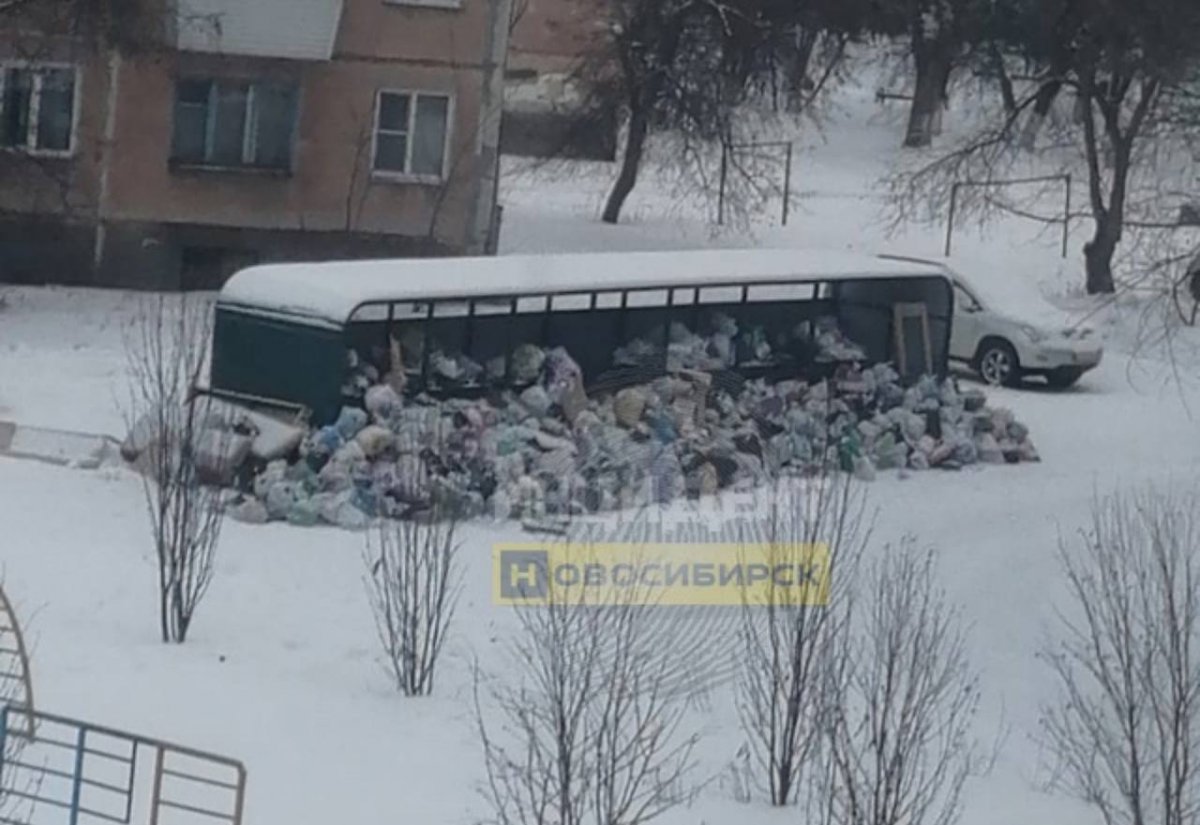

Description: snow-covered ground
[2,76,1200,825]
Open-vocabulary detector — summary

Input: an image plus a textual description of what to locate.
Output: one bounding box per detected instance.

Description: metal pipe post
[782,142,793,226]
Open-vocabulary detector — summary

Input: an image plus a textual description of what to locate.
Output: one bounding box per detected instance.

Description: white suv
[947,271,1103,389]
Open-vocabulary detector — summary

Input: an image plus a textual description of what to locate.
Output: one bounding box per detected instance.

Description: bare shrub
[1040,487,1200,825]
[828,542,981,825]
[364,513,462,696]
[736,471,871,809]
[476,542,700,825]
[124,296,225,644]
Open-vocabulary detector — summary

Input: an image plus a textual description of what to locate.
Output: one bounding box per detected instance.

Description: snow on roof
[176,0,344,61]
[217,249,948,327]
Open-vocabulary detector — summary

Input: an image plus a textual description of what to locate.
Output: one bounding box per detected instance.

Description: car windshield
[952,268,1080,329]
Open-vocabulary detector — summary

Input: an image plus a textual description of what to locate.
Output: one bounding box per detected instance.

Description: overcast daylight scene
[2,1,1200,825]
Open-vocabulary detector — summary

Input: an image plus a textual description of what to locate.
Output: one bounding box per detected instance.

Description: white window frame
[172,77,299,171]
[0,62,81,158]
[382,0,463,10]
[370,89,454,184]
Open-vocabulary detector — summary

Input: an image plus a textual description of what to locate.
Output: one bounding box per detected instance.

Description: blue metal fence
[0,706,245,825]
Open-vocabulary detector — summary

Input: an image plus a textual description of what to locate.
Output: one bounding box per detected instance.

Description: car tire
[1046,367,1083,389]
[975,340,1021,387]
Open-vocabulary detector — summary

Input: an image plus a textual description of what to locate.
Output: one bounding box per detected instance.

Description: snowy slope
[2,356,1198,825]
[1,70,1199,825]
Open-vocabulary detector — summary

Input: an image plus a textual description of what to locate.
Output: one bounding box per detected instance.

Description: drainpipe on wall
[466,0,513,255]
[92,49,122,280]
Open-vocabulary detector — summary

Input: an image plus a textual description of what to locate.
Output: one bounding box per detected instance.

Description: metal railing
[0,587,33,739]
[0,707,245,825]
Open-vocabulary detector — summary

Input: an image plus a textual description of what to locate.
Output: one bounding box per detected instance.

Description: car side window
[954,283,981,313]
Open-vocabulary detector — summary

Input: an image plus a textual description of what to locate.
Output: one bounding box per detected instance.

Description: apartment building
[0,0,511,288]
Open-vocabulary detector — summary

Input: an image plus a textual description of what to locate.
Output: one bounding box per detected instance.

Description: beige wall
[0,39,108,219]
[102,50,486,249]
[0,0,511,286]
[335,0,491,67]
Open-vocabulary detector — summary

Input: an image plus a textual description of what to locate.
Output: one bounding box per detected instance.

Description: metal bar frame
[2,707,247,825]
[944,174,1072,258]
[0,584,34,737]
[68,726,86,825]
[344,271,959,391]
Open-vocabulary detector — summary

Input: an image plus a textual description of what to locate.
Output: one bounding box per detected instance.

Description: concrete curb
[0,421,123,470]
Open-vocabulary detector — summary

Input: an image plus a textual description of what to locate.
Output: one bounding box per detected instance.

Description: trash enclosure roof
[216,249,948,329]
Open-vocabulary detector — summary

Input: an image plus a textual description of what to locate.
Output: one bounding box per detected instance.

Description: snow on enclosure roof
[176,0,345,61]
[217,249,948,328]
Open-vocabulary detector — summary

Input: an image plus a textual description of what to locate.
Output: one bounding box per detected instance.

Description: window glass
[171,78,297,169]
[252,85,296,168]
[551,294,590,311]
[433,301,470,318]
[954,283,980,312]
[374,93,410,173]
[35,68,74,151]
[211,82,248,165]
[1,69,32,148]
[374,92,450,176]
[672,288,696,306]
[172,80,210,162]
[747,283,811,302]
[411,95,448,176]
[699,285,742,304]
[516,296,548,313]
[378,93,409,132]
[626,289,668,308]
[375,134,407,173]
[473,298,512,316]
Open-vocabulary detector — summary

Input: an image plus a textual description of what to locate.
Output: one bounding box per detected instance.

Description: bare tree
[889,0,1200,295]
[735,470,871,809]
[363,513,462,696]
[340,98,377,234]
[1039,487,1200,825]
[508,0,530,34]
[567,0,752,225]
[124,296,225,644]
[476,543,700,825]
[827,542,981,825]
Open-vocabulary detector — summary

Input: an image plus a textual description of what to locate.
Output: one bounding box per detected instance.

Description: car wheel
[976,340,1020,387]
[1046,367,1083,389]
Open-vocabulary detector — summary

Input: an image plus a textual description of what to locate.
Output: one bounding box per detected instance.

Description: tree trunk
[784,27,818,111]
[1084,227,1118,295]
[1019,80,1061,150]
[989,45,1016,115]
[904,46,951,148]
[602,106,649,224]
[1085,160,1127,296]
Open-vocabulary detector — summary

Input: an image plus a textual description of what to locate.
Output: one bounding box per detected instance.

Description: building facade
[0,0,511,288]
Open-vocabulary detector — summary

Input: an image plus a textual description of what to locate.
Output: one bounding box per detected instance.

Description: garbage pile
[340,313,869,397]
[225,345,1041,530]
